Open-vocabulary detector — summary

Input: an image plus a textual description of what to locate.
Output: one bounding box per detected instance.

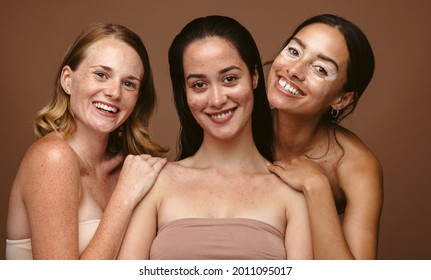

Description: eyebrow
[92,65,142,82]
[186,65,241,81]
[291,37,339,70]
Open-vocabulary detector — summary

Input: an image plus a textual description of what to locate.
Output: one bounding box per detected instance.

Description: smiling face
[267,23,351,118]
[61,38,144,136]
[183,36,257,141]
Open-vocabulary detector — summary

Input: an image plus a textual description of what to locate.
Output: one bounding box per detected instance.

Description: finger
[267,163,283,175]
[272,161,288,169]
[151,158,167,170]
[144,157,166,167]
[138,154,152,160]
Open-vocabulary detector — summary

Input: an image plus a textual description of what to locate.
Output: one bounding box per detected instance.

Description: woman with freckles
[266,14,384,259]
[118,15,313,260]
[6,23,167,259]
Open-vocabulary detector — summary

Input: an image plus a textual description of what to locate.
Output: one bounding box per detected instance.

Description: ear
[252,67,259,90]
[331,91,355,110]
[60,66,73,95]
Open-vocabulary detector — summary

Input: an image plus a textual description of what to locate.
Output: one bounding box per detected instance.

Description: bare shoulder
[26,132,78,164]
[335,125,382,171]
[334,125,383,193]
[265,172,306,202]
[145,161,184,195]
[16,132,80,193]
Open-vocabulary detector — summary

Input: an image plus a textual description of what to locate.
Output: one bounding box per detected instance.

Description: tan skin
[118,37,313,260]
[6,38,166,259]
[266,23,383,259]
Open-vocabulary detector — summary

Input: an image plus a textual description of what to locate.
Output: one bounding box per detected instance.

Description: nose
[208,86,227,108]
[104,80,122,100]
[286,59,307,81]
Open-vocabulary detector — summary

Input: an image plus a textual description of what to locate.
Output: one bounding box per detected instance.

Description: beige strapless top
[5,219,100,259]
[150,218,286,260]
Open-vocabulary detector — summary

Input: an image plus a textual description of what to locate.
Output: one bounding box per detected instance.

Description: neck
[66,127,111,169]
[191,127,268,174]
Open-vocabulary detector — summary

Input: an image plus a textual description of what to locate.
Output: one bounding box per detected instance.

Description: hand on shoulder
[115,154,167,206]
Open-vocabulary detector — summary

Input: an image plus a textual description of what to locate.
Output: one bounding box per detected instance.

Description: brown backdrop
[1,0,430,259]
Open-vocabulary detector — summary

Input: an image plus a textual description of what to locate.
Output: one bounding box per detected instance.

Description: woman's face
[182,36,257,141]
[267,23,350,118]
[62,38,144,136]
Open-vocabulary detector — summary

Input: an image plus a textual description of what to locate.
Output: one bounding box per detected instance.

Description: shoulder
[334,125,383,194]
[26,132,78,165]
[264,172,306,203]
[17,133,80,193]
[334,125,382,172]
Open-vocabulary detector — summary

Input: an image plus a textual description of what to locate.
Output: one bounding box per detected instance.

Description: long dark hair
[168,15,273,161]
[279,14,375,124]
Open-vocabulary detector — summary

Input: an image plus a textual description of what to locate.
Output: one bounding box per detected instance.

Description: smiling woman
[118,15,313,260]
[5,23,167,259]
[266,14,383,260]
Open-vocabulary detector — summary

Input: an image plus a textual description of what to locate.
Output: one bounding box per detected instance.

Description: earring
[331,108,339,118]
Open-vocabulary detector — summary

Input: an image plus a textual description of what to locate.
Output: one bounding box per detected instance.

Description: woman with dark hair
[119,15,312,260]
[6,23,167,259]
[267,14,383,259]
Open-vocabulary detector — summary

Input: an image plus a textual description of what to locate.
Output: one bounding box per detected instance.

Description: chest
[78,171,119,219]
[159,172,285,219]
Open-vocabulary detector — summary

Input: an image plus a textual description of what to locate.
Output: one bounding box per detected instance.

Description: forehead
[183,37,244,70]
[295,23,349,67]
[80,38,144,73]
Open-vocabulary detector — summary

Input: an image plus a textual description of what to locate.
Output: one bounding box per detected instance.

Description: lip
[274,76,305,98]
[92,101,120,117]
[205,107,236,124]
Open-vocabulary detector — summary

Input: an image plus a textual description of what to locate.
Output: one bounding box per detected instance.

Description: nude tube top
[5,219,100,259]
[150,218,286,260]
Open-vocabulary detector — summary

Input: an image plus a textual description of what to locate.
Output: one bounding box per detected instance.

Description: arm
[80,154,166,259]
[269,155,383,259]
[22,140,166,259]
[284,190,314,259]
[22,141,81,259]
[117,174,161,259]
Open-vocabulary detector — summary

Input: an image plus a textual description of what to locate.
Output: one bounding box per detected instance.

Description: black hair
[168,15,273,161]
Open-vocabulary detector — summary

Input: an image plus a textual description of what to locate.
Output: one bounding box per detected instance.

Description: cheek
[235,88,254,115]
[126,94,139,107]
[186,94,206,117]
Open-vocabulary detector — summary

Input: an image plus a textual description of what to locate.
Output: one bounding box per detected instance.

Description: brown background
[1,0,430,260]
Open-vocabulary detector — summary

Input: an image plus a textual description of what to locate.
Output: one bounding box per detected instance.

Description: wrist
[302,174,331,197]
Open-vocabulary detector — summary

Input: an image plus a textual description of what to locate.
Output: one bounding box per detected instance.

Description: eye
[192,81,206,89]
[315,66,328,76]
[95,72,108,79]
[288,47,300,57]
[223,75,237,84]
[123,81,137,90]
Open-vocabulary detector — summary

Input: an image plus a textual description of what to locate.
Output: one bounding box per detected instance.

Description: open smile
[277,77,305,97]
[93,102,119,114]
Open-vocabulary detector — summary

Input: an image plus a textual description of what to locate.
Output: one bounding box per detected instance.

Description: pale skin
[6,38,166,259]
[118,37,312,260]
[266,23,383,259]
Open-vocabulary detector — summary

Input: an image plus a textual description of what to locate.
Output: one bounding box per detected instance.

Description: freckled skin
[118,36,313,260]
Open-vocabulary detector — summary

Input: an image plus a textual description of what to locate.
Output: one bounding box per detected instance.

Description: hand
[116,154,167,205]
[267,156,327,192]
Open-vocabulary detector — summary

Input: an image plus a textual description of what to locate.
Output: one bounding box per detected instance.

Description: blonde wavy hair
[34,23,167,157]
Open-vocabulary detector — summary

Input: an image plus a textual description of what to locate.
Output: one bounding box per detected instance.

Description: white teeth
[211,110,232,120]
[93,102,118,113]
[278,79,303,96]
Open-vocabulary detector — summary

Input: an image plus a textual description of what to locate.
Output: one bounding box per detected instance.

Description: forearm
[303,179,354,259]
[79,188,136,259]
